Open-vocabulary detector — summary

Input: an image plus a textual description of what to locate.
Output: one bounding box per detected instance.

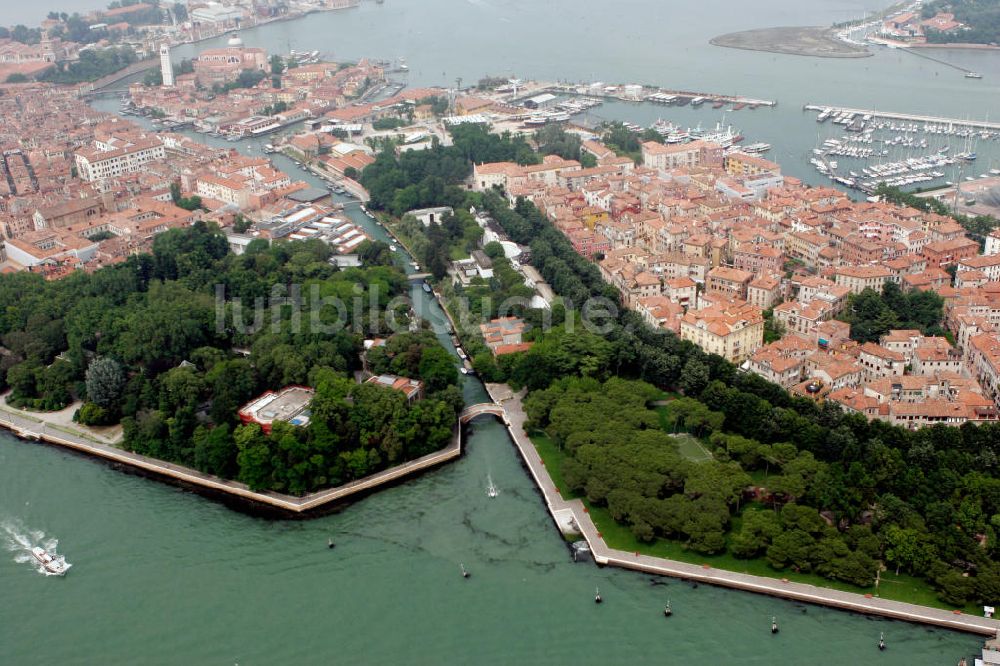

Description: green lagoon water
[0,418,986,665]
[4,1,999,662]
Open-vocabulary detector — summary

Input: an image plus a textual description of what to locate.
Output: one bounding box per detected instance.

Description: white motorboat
[487,474,499,498]
[31,547,68,576]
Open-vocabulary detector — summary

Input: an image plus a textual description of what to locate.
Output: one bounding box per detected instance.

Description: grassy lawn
[383,219,417,252]
[655,406,674,432]
[527,430,977,613]
[530,432,576,499]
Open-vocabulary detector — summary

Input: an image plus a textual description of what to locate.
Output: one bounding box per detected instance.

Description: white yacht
[31,547,68,576]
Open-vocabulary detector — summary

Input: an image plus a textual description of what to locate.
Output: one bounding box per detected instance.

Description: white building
[74,137,166,182]
[191,4,244,24]
[405,206,453,227]
[986,229,1000,256]
[622,84,643,100]
[160,43,174,87]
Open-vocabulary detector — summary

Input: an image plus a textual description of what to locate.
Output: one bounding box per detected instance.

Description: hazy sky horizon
[2,0,108,27]
[3,0,899,30]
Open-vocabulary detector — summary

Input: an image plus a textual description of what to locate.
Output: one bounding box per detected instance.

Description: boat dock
[545,82,776,108]
[900,47,979,76]
[804,104,1000,132]
[483,382,1000,637]
[649,89,776,108]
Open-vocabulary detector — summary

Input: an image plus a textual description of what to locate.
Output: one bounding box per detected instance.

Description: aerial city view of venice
[1,0,1000,663]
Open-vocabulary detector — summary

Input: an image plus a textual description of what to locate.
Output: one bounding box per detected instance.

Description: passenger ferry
[740,142,771,154]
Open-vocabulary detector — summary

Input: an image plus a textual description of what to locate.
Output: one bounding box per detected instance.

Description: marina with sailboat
[803,104,999,193]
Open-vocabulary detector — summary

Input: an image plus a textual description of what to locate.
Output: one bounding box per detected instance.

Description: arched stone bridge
[459,403,506,424]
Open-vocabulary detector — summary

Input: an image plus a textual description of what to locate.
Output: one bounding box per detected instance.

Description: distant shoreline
[912,43,1000,51]
[710,26,872,59]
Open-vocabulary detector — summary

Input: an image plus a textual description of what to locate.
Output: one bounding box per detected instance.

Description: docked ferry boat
[740,142,772,154]
[691,121,743,148]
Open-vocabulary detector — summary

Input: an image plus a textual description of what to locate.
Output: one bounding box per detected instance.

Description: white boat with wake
[487,474,499,498]
[31,547,68,576]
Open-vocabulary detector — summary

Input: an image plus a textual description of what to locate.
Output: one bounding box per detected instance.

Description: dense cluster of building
[131,38,387,139]
[473,136,1000,428]
[0,74,354,276]
[881,10,966,42]
[0,1,358,84]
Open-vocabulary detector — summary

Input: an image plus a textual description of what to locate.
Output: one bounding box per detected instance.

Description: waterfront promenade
[481,382,1000,637]
[0,402,484,513]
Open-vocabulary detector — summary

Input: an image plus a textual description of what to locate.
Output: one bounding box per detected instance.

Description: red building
[922,237,979,269]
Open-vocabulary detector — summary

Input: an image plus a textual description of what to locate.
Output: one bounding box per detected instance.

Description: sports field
[670,433,713,462]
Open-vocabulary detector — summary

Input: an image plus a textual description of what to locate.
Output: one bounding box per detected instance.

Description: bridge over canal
[459,403,506,424]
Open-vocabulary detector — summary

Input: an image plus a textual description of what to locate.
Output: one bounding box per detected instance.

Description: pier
[650,88,776,107]
[804,104,1000,131]
[483,382,1000,637]
[901,47,977,75]
[545,82,776,108]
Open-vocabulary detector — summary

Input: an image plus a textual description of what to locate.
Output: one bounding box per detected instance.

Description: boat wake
[1,518,71,576]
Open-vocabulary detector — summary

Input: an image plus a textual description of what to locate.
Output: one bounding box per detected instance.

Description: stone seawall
[0,407,461,514]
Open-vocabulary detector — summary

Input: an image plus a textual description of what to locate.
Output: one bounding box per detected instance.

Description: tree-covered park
[0,223,462,495]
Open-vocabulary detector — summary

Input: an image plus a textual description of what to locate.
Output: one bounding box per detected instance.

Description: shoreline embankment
[0,405,463,516]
